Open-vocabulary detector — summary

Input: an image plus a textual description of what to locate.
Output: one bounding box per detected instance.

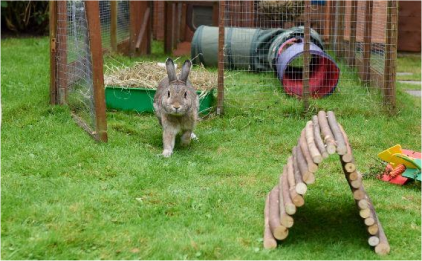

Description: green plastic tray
[105,86,215,114]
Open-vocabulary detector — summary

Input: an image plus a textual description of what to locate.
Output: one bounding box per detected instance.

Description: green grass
[396,54,422,82]
[1,37,421,260]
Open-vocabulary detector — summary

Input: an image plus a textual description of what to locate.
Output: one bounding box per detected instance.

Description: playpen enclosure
[50,0,151,142]
[216,0,397,114]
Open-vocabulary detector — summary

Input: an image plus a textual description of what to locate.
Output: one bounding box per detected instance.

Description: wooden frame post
[383,0,398,110]
[329,0,337,48]
[362,0,373,85]
[336,0,345,59]
[49,0,58,105]
[303,0,311,112]
[164,1,175,54]
[348,0,358,67]
[130,1,151,57]
[217,0,225,115]
[85,1,108,142]
[110,0,117,52]
[56,1,67,104]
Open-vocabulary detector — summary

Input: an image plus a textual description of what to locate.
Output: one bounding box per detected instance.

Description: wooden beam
[49,1,58,105]
[164,1,174,54]
[217,0,225,115]
[336,1,346,58]
[85,0,108,142]
[362,0,373,85]
[348,0,358,67]
[135,7,151,51]
[303,0,311,112]
[383,0,398,111]
[56,1,67,104]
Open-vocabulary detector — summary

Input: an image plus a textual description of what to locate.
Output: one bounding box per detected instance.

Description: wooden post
[49,1,57,105]
[130,1,151,56]
[336,1,345,58]
[362,0,373,85]
[383,0,398,111]
[303,0,311,112]
[348,0,358,67]
[110,0,117,52]
[135,7,151,52]
[85,1,108,142]
[329,0,337,48]
[56,1,67,105]
[217,0,225,115]
[164,1,174,54]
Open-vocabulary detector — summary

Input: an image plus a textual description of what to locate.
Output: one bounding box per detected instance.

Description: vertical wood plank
[110,0,117,52]
[212,1,219,26]
[362,0,373,85]
[85,0,108,142]
[49,1,57,105]
[329,0,336,48]
[217,0,225,115]
[180,3,187,42]
[303,0,311,111]
[164,1,174,54]
[171,2,177,50]
[336,1,345,58]
[383,0,398,110]
[56,1,67,104]
[348,0,358,67]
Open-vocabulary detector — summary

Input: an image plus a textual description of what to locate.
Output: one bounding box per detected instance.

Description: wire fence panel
[218,0,397,113]
[54,0,108,141]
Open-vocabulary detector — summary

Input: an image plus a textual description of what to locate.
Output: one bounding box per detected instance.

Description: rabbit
[153,58,199,157]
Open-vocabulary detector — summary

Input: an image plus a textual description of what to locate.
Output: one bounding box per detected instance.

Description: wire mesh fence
[53,0,110,141]
[217,0,397,113]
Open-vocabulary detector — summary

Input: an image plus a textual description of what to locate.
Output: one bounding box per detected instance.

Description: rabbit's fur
[153,58,199,157]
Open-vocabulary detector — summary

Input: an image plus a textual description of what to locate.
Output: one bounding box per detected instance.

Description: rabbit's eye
[167,90,170,98]
[184,92,187,99]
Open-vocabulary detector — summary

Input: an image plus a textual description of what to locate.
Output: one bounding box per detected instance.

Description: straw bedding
[104,61,217,93]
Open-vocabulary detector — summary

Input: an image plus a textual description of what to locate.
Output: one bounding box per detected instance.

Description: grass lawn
[1,37,421,260]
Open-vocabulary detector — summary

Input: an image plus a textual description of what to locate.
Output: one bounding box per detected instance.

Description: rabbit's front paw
[162,149,173,158]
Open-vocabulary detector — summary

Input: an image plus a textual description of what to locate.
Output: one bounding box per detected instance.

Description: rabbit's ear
[166,58,177,82]
[179,60,192,83]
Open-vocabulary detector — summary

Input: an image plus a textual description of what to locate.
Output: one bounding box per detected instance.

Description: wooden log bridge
[263,111,389,255]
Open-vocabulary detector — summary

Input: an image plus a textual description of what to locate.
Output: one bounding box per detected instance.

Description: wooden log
[287,157,305,207]
[358,199,369,210]
[348,171,359,181]
[281,168,296,215]
[268,188,289,240]
[296,143,314,185]
[326,111,347,155]
[359,208,371,219]
[368,236,380,247]
[317,111,336,154]
[350,173,362,189]
[292,147,307,195]
[338,124,353,162]
[300,129,319,172]
[367,223,379,236]
[365,216,375,226]
[276,181,294,228]
[264,194,278,249]
[312,115,329,159]
[344,162,356,173]
[353,187,365,200]
[305,121,323,164]
[375,225,390,256]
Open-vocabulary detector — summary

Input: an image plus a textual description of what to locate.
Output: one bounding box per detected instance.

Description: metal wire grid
[56,0,97,130]
[221,0,395,110]
[99,0,111,51]
[116,0,130,43]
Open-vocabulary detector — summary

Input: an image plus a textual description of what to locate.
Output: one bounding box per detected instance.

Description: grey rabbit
[153,58,199,157]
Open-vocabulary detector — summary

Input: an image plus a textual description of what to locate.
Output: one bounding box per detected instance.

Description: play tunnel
[191,26,340,98]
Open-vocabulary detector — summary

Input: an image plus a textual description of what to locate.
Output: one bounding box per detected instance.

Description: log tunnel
[263,111,390,256]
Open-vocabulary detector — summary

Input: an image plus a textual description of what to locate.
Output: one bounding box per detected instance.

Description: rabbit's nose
[173,105,180,111]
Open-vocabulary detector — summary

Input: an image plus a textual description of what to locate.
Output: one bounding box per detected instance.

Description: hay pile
[104,61,217,92]
[257,0,304,22]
